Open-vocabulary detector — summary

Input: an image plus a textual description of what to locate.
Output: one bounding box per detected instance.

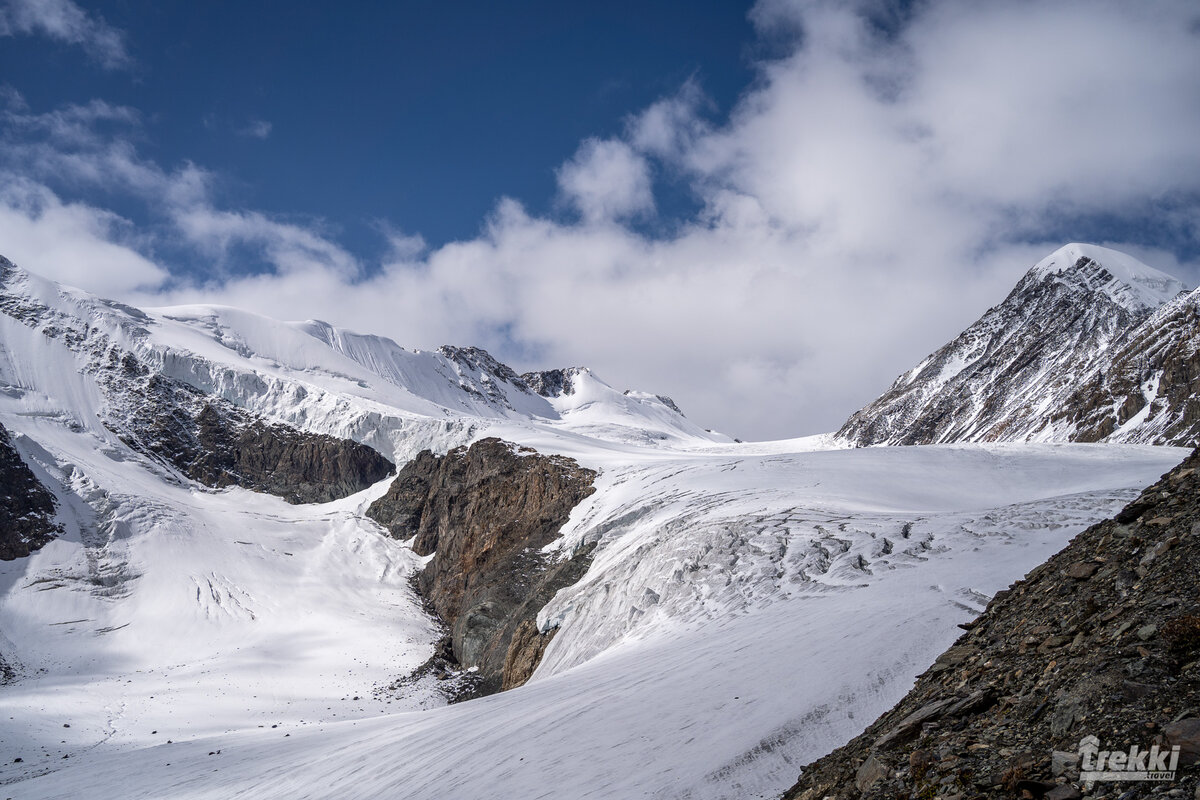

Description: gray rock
[875,698,958,749]
[0,423,62,560]
[854,753,888,792]
[1044,786,1082,800]
[1051,750,1080,777]
[1050,693,1087,738]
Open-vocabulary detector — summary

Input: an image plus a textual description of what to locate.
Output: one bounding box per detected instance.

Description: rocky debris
[838,246,1197,448]
[367,437,597,696]
[783,448,1200,799]
[521,367,584,398]
[0,422,62,560]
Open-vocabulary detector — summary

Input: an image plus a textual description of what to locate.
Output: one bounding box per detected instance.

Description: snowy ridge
[838,243,1195,447]
[1046,284,1200,445]
[529,366,731,446]
[0,257,721,468]
[1028,242,1186,312]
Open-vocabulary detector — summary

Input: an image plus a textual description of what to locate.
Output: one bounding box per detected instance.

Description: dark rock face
[1052,288,1200,446]
[502,619,558,692]
[521,368,582,398]
[783,450,1200,799]
[366,437,597,695]
[840,255,1163,447]
[0,423,62,560]
[104,355,394,504]
[436,345,541,410]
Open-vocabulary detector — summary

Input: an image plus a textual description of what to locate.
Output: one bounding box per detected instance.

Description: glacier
[0,254,1189,799]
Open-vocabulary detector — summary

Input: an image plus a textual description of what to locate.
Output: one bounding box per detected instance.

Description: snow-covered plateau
[0,253,1191,799]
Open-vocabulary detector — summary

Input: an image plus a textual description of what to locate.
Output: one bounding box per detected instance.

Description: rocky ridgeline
[784,449,1200,800]
[366,437,596,696]
[0,422,62,560]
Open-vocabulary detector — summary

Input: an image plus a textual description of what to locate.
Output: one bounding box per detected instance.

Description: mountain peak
[838,242,1197,448]
[1026,242,1187,313]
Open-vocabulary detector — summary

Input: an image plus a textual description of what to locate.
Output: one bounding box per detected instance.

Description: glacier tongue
[1,438,1184,800]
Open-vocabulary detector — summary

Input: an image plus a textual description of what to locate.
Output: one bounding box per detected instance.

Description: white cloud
[0,178,167,293]
[556,138,655,223]
[3,0,1200,440]
[0,0,129,69]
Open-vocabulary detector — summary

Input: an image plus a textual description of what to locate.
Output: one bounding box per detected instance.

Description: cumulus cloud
[0,178,166,293]
[556,138,655,223]
[0,0,129,69]
[3,0,1200,440]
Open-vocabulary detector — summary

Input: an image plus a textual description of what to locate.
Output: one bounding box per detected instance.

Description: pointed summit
[1026,243,1187,312]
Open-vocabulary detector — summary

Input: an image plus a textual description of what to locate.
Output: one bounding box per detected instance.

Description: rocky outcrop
[782,449,1200,799]
[0,422,62,560]
[521,367,584,398]
[366,437,597,696]
[1051,288,1200,446]
[104,354,394,504]
[838,244,1194,448]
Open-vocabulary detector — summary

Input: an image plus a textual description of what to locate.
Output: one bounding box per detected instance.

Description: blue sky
[2,0,1200,439]
[2,1,756,264]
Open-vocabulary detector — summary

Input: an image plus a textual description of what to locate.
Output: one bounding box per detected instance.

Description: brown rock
[1164,718,1200,766]
[501,619,556,691]
[367,438,597,697]
[1063,562,1098,579]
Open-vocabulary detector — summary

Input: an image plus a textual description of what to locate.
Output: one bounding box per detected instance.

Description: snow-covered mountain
[0,252,1190,800]
[838,243,1194,447]
[0,256,725,468]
